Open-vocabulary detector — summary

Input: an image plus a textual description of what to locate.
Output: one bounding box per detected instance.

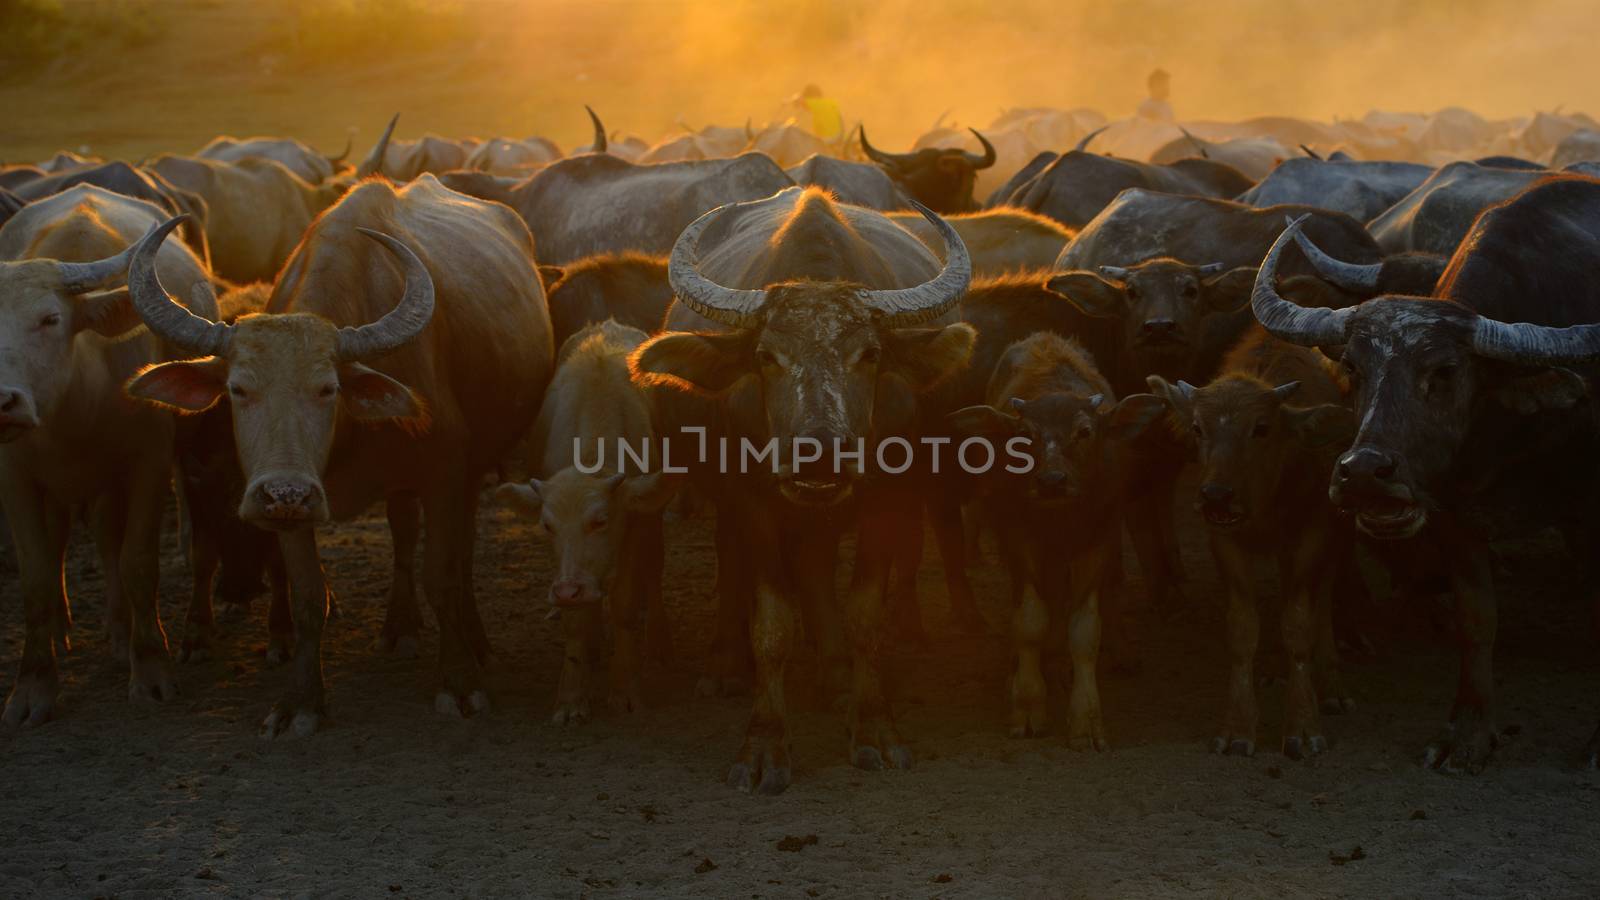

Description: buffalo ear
[125,357,228,413]
[338,362,427,425]
[883,323,975,390]
[74,288,142,337]
[1201,266,1258,313]
[1144,375,1194,421]
[947,404,1017,439]
[616,471,682,514]
[1106,393,1168,441]
[1284,403,1356,449]
[1491,367,1588,414]
[1046,271,1122,319]
[629,330,751,394]
[495,480,545,518]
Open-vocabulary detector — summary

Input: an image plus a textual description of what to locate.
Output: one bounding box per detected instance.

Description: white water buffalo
[124,175,554,737]
[197,134,351,184]
[0,185,217,725]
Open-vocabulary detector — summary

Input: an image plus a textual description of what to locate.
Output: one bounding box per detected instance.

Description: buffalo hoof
[1283,733,1328,760]
[607,684,643,715]
[728,737,791,795]
[550,698,590,726]
[128,651,178,703]
[260,700,321,738]
[1210,735,1256,757]
[1009,696,1048,739]
[1422,722,1497,775]
[178,624,212,664]
[1321,695,1357,715]
[1068,709,1109,752]
[853,742,913,771]
[1,669,58,727]
[435,688,490,719]
[265,635,293,667]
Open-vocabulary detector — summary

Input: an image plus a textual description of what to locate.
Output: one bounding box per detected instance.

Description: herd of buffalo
[3,103,1600,795]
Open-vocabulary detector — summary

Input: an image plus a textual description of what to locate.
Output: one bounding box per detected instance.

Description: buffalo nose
[1199,484,1234,506]
[1141,318,1179,339]
[255,479,323,519]
[1337,447,1396,482]
[551,579,585,606]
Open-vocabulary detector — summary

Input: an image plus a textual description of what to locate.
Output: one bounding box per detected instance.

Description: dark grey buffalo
[1237,157,1434,222]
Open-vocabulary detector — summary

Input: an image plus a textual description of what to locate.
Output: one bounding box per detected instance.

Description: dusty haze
[0,0,1596,160]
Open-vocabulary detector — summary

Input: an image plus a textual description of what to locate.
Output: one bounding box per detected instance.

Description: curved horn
[1073,125,1108,153]
[1098,265,1130,281]
[126,216,231,355]
[1286,214,1379,293]
[1299,143,1322,160]
[325,136,352,166]
[666,205,767,328]
[355,113,398,179]
[585,105,607,154]
[1178,126,1210,159]
[1251,215,1353,346]
[1471,316,1600,365]
[860,127,910,169]
[334,229,436,361]
[963,129,997,169]
[56,230,143,295]
[931,109,951,131]
[858,200,971,326]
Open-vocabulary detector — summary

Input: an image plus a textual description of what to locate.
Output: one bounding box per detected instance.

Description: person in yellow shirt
[790,84,844,141]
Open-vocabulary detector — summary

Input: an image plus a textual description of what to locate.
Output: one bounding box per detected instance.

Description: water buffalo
[353,114,474,181]
[949,332,1165,745]
[1366,161,1555,256]
[197,134,351,184]
[1237,157,1434,222]
[1251,180,1600,772]
[539,252,671,351]
[498,320,677,722]
[631,188,975,793]
[123,175,554,736]
[860,127,996,213]
[997,151,1255,230]
[786,155,909,211]
[1148,329,1356,758]
[7,161,210,259]
[0,185,217,725]
[149,155,344,284]
[440,152,793,265]
[889,206,1073,278]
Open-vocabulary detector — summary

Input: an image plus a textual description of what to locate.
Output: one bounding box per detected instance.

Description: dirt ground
[1,485,1598,900]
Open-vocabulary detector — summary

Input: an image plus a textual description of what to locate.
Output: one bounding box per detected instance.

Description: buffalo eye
[1125,285,1139,301]
[1075,423,1093,440]
[586,514,608,533]
[1431,364,1457,384]
[318,383,338,399]
[1191,421,1204,439]
[857,346,880,366]
[1180,282,1198,299]
[38,313,61,329]
[228,384,249,400]
[755,349,779,369]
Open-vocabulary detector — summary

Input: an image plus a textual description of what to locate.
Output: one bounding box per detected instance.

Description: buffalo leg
[552,605,597,725]
[262,527,327,737]
[1313,568,1354,714]
[1126,490,1180,614]
[1,484,69,727]
[729,510,793,794]
[888,502,927,646]
[122,465,176,703]
[1008,530,1049,738]
[1423,548,1498,773]
[422,477,487,717]
[931,493,986,633]
[89,493,128,662]
[1211,535,1258,755]
[1066,539,1114,751]
[1278,541,1327,759]
[698,498,752,697]
[378,493,423,657]
[178,483,222,664]
[636,511,671,667]
[844,506,910,771]
[459,487,490,666]
[264,547,293,665]
[606,519,650,714]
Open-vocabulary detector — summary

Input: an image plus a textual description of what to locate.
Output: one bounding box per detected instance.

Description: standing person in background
[790,84,844,141]
[1137,68,1174,121]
